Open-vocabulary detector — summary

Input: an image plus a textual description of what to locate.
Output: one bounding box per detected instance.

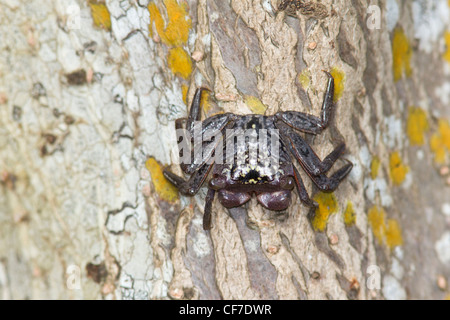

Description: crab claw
[257,191,291,211]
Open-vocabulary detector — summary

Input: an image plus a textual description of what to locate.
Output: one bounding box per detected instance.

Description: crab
[163,71,352,230]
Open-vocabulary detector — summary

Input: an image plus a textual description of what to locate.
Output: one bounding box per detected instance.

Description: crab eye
[281,177,295,190]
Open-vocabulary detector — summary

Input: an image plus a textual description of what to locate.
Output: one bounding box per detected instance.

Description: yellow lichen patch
[368,206,403,250]
[343,201,356,226]
[145,157,179,203]
[88,1,112,30]
[438,120,450,149]
[370,156,381,180]
[444,31,450,64]
[430,119,450,164]
[392,27,412,81]
[407,106,429,145]
[330,67,345,102]
[368,206,386,244]
[167,47,192,79]
[244,95,267,115]
[181,84,189,105]
[389,151,409,185]
[298,69,310,89]
[311,192,338,232]
[148,0,191,47]
[385,219,403,250]
[200,90,213,114]
[430,134,446,164]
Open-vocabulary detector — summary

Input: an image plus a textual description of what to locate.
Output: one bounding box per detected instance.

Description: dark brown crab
[163,71,352,230]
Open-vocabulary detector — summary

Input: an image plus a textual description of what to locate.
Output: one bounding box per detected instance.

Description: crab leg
[163,161,214,196]
[203,188,215,230]
[276,121,352,191]
[177,88,237,174]
[179,113,235,174]
[292,166,318,207]
[306,161,353,192]
[164,161,216,230]
[275,71,334,134]
[177,87,207,170]
[186,87,208,131]
[276,120,345,175]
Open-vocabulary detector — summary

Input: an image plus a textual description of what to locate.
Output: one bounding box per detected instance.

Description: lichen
[368,206,403,250]
[343,201,356,226]
[146,157,179,203]
[181,84,189,105]
[430,119,450,164]
[406,106,429,145]
[368,206,386,243]
[200,90,212,114]
[389,151,409,185]
[311,192,338,232]
[370,156,381,180]
[392,27,412,81]
[298,69,310,89]
[167,47,192,79]
[385,219,403,250]
[88,1,112,30]
[148,0,192,47]
[148,1,193,99]
[244,95,267,115]
[330,67,345,102]
[443,31,450,64]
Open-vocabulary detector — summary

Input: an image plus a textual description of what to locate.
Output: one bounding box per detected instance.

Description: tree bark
[0,0,449,300]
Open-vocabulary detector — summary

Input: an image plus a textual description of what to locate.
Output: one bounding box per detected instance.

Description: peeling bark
[0,0,449,300]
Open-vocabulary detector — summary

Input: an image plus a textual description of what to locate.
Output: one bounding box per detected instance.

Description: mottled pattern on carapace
[218,115,290,188]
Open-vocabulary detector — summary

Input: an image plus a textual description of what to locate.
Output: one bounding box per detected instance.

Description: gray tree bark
[0,0,449,300]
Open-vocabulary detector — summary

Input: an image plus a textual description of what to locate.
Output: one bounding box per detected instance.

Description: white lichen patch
[261,0,275,14]
[394,246,404,260]
[347,155,362,183]
[390,258,404,280]
[434,82,450,106]
[435,232,450,265]
[192,231,212,258]
[358,145,372,168]
[364,177,393,207]
[412,0,450,53]
[401,171,413,189]
[0,261,9,299]
[244,239,260,253]
[442,203,450,217]
[383,115,403,150]
[386,0,400,32]
[416,149,424,160]
[382,274,407,300]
